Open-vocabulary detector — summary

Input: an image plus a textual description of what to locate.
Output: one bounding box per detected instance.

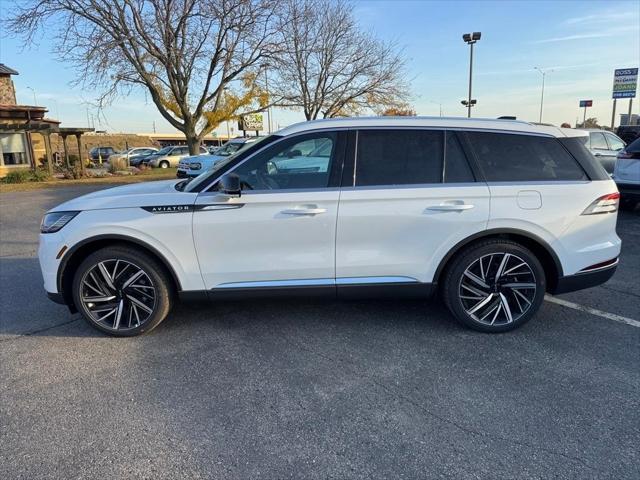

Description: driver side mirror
[218,173,241,197]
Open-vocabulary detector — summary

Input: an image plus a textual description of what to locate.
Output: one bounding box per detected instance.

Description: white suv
[39,117,621,336]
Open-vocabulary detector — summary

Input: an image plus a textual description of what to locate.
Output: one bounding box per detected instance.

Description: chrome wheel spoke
[80,259,156,331]
[459,252,537,326]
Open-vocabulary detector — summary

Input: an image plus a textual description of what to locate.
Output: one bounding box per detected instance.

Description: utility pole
[627,99,634,125]
[611,99,617,129]
[462,32,481,118]
[152,120,156,133]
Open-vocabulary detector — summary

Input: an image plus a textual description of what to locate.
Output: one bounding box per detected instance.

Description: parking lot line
[545,295,640,328]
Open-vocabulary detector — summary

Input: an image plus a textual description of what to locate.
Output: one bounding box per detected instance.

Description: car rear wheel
[159,160,170,169]
[72,246,172,336]
[442,240,546,332]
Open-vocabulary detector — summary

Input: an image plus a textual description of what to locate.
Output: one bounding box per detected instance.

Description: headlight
[189,163,202,170]
[41,211,80,234]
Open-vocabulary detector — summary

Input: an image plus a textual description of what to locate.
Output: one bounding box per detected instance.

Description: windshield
[216,141,246,156]
[155,146,173,155]
[183,136,273,192]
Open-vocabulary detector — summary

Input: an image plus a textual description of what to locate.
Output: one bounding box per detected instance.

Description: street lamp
[26,86,37,106]
[428,100,443,117]
[534,67,553,123]
[461,99,477,110]
[462,32,481,118]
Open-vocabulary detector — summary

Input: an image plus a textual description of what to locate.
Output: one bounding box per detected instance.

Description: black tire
[72,246,173,336]
[442,240,546,333]
[159,160,170,169]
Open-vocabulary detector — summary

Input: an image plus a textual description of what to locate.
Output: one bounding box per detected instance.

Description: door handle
[281,205,327,216]
[594,152,603,157]
[427,204,475,212]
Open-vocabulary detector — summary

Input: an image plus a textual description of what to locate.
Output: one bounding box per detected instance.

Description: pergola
[0,120,94,175]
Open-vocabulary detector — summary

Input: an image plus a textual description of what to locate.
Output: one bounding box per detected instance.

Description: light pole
[462,32,481,118]
[429,100,443,117]
[534,67,553,123]
[26,86,37,105]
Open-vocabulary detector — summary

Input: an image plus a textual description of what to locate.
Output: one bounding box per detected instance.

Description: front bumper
[551,261,618,294]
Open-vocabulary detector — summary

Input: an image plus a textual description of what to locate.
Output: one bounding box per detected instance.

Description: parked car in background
[39,117,620,336]
[109,147,158,164]
[578,129,626,173]
[177,137,265,178]
[89,146,116,162]
[613,136,640,208]
[616,125,640,144]
[146,145,208,168]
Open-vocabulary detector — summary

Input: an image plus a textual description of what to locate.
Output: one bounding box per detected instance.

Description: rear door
[589,131,616,173]
[335,129,490,287]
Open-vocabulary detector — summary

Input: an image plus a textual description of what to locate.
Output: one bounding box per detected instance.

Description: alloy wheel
[79,259,157,331]
[458,252,537,326]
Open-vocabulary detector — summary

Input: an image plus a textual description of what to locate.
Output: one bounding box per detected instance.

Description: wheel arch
[433,228,563,292]
[57,234,182,309]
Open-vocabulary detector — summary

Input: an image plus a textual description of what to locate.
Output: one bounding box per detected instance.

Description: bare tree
[274,0,409,120]
[9,0,281,153]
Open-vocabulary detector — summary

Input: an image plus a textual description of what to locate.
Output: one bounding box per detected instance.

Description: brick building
[0,63,92,178]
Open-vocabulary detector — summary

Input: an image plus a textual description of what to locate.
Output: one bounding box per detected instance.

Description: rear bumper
[551,262,617,294]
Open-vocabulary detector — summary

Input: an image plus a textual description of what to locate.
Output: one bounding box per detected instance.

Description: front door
[192,131,345,290]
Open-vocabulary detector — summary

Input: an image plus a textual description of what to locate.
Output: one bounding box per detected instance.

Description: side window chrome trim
[341,182,482,191]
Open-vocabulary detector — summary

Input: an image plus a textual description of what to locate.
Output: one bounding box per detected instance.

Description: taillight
[581,192,620,215]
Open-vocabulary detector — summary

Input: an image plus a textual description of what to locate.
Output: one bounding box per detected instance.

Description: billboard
[238,113,264,131]
[579,100,593,107]
[612,68,638,99]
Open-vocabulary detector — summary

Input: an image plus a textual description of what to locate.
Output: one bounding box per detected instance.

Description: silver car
[147,145,207,168]
[580,129,626,174]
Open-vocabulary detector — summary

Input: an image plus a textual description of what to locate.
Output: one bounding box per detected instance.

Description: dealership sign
[612,68,638,99]
[579,100,593,107]
[238,113,264,131]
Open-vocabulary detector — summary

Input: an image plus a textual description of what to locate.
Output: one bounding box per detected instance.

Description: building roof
[276,116,588,139]
[0,64,19,75]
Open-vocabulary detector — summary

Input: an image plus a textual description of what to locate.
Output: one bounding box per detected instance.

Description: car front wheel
[159,160,170,168]
[72,246,172,336]
[442,240,546,332]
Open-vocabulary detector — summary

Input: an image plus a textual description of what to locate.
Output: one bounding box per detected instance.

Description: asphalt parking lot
[1,184,639,479]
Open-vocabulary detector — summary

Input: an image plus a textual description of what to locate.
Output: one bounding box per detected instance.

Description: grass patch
[0,168,179,193]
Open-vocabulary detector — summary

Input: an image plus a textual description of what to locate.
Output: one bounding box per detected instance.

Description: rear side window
[604,133,625,151]
[355,130,443,186]
[444,132,475,183]
[465,132,587,182]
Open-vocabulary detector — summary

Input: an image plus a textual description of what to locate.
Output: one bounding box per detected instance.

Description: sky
[0,0,638,135]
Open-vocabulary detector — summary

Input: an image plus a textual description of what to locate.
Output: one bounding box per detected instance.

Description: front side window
[355,130,443,186]
[231,133,336,191]
[0,133,29,166]
[466,132,587,182]
[590,132,608,150]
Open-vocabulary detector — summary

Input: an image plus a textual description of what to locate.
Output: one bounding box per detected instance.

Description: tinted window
[444,132,474,183]
[231,133,336,190]
[626,137,640,153]
[355,130,443,186]
[466,132,587,181]
[604,133,625,151]
[590,132,608,149]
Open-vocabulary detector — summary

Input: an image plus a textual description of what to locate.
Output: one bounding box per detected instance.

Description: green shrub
[30,168,51,182]
[2,170,31,184]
